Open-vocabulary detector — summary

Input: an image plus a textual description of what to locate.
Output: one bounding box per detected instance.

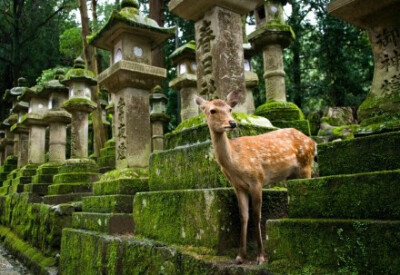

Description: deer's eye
[210,109,217,114]
[229,109,232,113]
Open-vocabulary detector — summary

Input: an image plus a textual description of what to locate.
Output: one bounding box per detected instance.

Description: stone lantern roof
[150,85,168,103]
[18,85,47,102]
[41,69,69,97]
[88,0,175,50]
[10,77,28,97]
[169,41,196,65]
[61,57,97,86]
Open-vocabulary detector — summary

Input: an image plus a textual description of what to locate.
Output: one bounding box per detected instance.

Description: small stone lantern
[9,78,30,167]
[169,41,199,121]
[61,57,97,159]
[42,69,71,163]
[150,85,169,152]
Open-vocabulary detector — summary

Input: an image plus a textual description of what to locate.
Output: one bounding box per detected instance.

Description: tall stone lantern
[70,0,174,234]
[328,0,400,134]
[44,58,100,205]
[169,41,199,121]
[150,85,169,152]
[27,69,72,196]
[169,0,262,113]
[248,0,310,135]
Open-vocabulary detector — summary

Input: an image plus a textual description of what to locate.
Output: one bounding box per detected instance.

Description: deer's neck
[210,131,233,168]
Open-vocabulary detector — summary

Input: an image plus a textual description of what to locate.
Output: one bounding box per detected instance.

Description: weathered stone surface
[318,130,400,176]
[266,219,400,274]
[72,212,134,234]
[288,170,400,219]
[133,188,287,253]
[93,177,148,195]
[82,195,134,213]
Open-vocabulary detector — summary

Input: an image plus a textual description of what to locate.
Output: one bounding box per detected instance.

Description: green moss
[72,212,134,234]
[53,172,99,184]
[318,130,400,176]
[93,178,148,195]
[266,219,400,274]
[288,170,400,219]
[62,97,97,112]
[99,167,148,181]
[255,101,304,121]
[48,182,92,195]
[133,188,287,253]
[270,119,311,136]
[82,195,133,213]
[58,159,98,173]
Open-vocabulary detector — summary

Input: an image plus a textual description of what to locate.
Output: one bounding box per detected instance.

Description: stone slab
[31,174,54,184]
[72,212,134,234]
[43,193,92,205]
[53,172,99,184]
[47,182,92,195]
[133,188,287,254]
[82,195,134,213]
[318,131,400,176]
[93,178,148,196]
[24,183,52,196]
[266,219,400,274]
[60,228,274,274]
[288,170,400,220]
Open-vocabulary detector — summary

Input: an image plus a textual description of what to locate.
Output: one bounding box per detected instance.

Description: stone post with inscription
[169,0,262,113]
[328,0,400,134]
[44,58,100,204]
[169,41,199,121]
[68,0,175,234]
[249,0,310,135]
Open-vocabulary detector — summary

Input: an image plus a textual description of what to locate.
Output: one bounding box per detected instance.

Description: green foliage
[59,27,83,62]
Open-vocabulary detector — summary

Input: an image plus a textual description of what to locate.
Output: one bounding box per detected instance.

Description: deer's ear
[195,96,206,109]
[226,91,240,108]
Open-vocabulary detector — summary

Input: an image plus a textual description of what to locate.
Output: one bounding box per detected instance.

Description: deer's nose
[229,120,237,128]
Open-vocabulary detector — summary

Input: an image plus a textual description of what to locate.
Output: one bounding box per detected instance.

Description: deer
[195,92,315,265]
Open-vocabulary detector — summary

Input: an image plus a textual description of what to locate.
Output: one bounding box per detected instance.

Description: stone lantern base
[255,101,311,136]
[43,159,99,205]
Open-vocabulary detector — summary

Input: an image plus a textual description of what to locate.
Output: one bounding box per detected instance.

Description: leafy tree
[60,27,83,63]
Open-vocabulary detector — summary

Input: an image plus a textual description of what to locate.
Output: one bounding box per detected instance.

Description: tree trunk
[78,0,106,157]
[149,0,165,67]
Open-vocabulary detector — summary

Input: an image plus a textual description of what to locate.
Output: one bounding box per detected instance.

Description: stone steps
[82,195,133,213]
[133,188,288,255]
[43,192,93,205]
[47,182,92,195]
[72,213,134,234]
[288,170,400,219]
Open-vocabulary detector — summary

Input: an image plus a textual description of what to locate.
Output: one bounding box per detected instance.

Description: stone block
[93,178,148,195]
[31,174,54,184]
[82,195,134,213]
[149,141,229,191]
[318,131,400,176]
[288,170,400,220]
[58,160,98,174]
[266,219,400,274]
[53,172,99,184]
[133,188,287,254]
[24,183,51,196]
[60,228,272,275]
[47,182,92,195]
[72,212,134,234]
[43,193,92,205]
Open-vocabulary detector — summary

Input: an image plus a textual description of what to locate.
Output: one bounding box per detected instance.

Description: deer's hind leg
[250,186,265,265]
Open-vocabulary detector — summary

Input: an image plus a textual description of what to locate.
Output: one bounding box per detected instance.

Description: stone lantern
[27,69,72,196]
[248,0,310,135]
[43,58,99,204]
[70,0,174,234]
[150,85,169,152]
[169,41,199,121]
[169,0,262,113]
[328,0,400,134]
[243,43,259,115]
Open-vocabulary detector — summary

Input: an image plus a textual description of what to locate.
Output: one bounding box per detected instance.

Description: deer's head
[195,92,239,133]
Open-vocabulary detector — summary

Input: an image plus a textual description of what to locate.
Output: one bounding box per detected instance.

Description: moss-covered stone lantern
[249,0,310,135]
[150,85,169,152]
[9,78,30,168]
[169,0,262,112]
[328,0,400,134]
[43,58,100,205]
[169,41,199,121]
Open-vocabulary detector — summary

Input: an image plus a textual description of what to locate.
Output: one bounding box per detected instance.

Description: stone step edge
[0,225,57,275]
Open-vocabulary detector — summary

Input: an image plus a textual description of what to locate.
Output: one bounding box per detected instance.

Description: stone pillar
[244,44,259,115]
[150,86,169,152]
[48,122,67,163]
[169,0,262,112]
[248,0,311,135]
[61,57,97,159]
[328,0,400,134]
[169,41,199,121]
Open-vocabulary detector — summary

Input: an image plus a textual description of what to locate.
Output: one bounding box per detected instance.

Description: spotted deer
[195,93,315,265]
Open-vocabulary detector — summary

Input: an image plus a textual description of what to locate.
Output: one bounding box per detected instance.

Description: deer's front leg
[250,188,265,265]
[234,189,249,264]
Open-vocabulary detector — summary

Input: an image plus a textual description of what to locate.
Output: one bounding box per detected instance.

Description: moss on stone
[72,212,134,234]
[133,188,287,253]
[62,97,97,113]
[288,170,400,219]
[93,178,148,195]
[82,195,133,213]
[53,172,99,184]
[266,219,400,274]
[255,101,304,121]
[318,130,400,176]
[99,168,148,181]
[48,182,92,195]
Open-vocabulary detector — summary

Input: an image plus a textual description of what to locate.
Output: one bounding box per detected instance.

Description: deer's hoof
[233,256,244,265]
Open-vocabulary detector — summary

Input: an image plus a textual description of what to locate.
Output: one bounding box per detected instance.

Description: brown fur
[196,93,315,265]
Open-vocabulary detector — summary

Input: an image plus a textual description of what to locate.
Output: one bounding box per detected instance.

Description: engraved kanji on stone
[198,20,216,98]
[376,28,400,48]
[381,50,400,72]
